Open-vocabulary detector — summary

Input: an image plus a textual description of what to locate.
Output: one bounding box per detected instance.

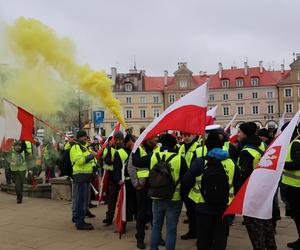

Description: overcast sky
[0,0,299,76]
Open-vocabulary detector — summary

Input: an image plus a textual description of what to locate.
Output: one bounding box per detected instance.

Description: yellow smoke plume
[5,17,125,127]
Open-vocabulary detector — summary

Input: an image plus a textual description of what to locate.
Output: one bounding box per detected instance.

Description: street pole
[78,89,81,130]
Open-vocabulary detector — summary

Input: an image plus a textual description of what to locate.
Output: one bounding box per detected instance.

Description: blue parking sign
[93,110,104,126]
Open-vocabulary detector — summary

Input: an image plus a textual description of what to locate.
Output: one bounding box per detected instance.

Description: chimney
[280,64,284,73]
[218,63,223,78]
[111,67,117,85]
[164,70,168,87]
[244,61,248,75]
[259,61,263,73]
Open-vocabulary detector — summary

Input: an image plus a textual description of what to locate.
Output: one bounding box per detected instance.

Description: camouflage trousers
[244,216,277,250]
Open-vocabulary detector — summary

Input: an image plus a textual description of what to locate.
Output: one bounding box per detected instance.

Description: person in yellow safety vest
[182,132,241,250]
[70,130,96,231]
[10,141,28,204]
[114,134,137,234]
[178,132,200,241]
[237,122,277,250]
[280,123,300,249]
[128,135,162,249]
[102,131,125,226]
[133,133,188,250]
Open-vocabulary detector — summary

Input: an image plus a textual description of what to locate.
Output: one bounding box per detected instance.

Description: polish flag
[133,82,208,152]
[224,110,300,219]
[3,100,34,143]
[224,112,238,134]
[116,183,126,238]
[206,105,218,125]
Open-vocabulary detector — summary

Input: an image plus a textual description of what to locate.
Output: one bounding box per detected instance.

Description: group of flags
[1,80,300,237]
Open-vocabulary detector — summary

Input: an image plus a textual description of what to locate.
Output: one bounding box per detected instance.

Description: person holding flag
[114,134,136,235]
[237,122,276,249]
[103,131,125,226]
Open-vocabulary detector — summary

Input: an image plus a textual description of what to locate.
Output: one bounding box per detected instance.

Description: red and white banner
[133,82,208,152]
[206,105,218,125]
[224,110,300,219]
[3,100,34,143]
[116,183,126,238]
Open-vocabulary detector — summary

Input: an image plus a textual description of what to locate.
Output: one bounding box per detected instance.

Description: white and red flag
[3,99,34,143]
[224,110,300,219]
[116,157,126,238]
[224,112,238,134]
[133,82,208,152]
[206,105,218,126]
[275,112,286,136]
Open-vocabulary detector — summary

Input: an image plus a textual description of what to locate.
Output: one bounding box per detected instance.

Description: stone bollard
[49,177,72,201]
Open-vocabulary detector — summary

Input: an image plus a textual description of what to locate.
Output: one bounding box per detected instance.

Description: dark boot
[86,211,96,218]
[102,218,112,225]
[76,223,94,230]
[137,240,145,249]
[287,239,300,248]
[17,195,22,204]
[181,231,196,240]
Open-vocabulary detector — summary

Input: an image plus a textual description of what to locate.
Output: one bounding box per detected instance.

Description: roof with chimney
[144,65,290,91]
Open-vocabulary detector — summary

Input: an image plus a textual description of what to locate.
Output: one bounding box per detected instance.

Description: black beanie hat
[239,122,257,137]
[257,128,270,139]
[114,131,124,140]
[159,133,177,148]
[206,132,223,151]
[125,134,136,143]
[76,130,87,139]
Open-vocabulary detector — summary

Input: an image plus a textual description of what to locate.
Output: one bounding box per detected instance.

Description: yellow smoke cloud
[5,17,126,127]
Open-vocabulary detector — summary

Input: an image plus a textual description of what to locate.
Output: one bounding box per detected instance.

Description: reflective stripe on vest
[282,140,300,187]
[70,144,94,175]
[178,142,199,168]
[25,141,33,154]
[150,151,181,201]
[188,158,235,204]
[136,145,154,179]
[238,146,263,169]
[102,147,116,171]
[117,148,129,180]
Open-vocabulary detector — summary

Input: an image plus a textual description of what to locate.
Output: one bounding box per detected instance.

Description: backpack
[60,142,76,178]
[200,158,229,206]
[148,153,177,200]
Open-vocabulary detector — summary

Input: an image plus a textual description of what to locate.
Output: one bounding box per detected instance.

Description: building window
[267,91,274,99]
[140,96,146,104]
[125,83,133,92]
[153,96,160,103]
[125,109,132,119]
[168,94,175,103]
[126,96,132,104]
[140,109,146,118]
[267,105,274,114]
[223,93,228,101]
[285,103,293,113]
[237,106,244,115]
[298,73,300,81]
[236,78,244,87]
[221,79,229,88]
[223,107,229,116]
[153,109,160,118]
[237,93,243,100]
[284,88,292,97]
[251,77,259,86]
[252,92,258,99]
[179,80,187,88]
[209,94,214,101]
[252,105,259,115]
[298,87,300,97]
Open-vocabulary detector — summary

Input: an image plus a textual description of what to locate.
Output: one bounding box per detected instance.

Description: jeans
[73,182,89,226]
[150,199,183,250]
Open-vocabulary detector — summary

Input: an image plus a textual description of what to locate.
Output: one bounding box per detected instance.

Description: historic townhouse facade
[278,54,300,119]
[91,59,293,136]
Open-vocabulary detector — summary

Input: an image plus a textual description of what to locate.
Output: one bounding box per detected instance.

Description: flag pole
[2,98,74,142]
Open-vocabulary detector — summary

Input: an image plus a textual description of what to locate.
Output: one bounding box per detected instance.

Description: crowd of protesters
[1,121,300,250]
